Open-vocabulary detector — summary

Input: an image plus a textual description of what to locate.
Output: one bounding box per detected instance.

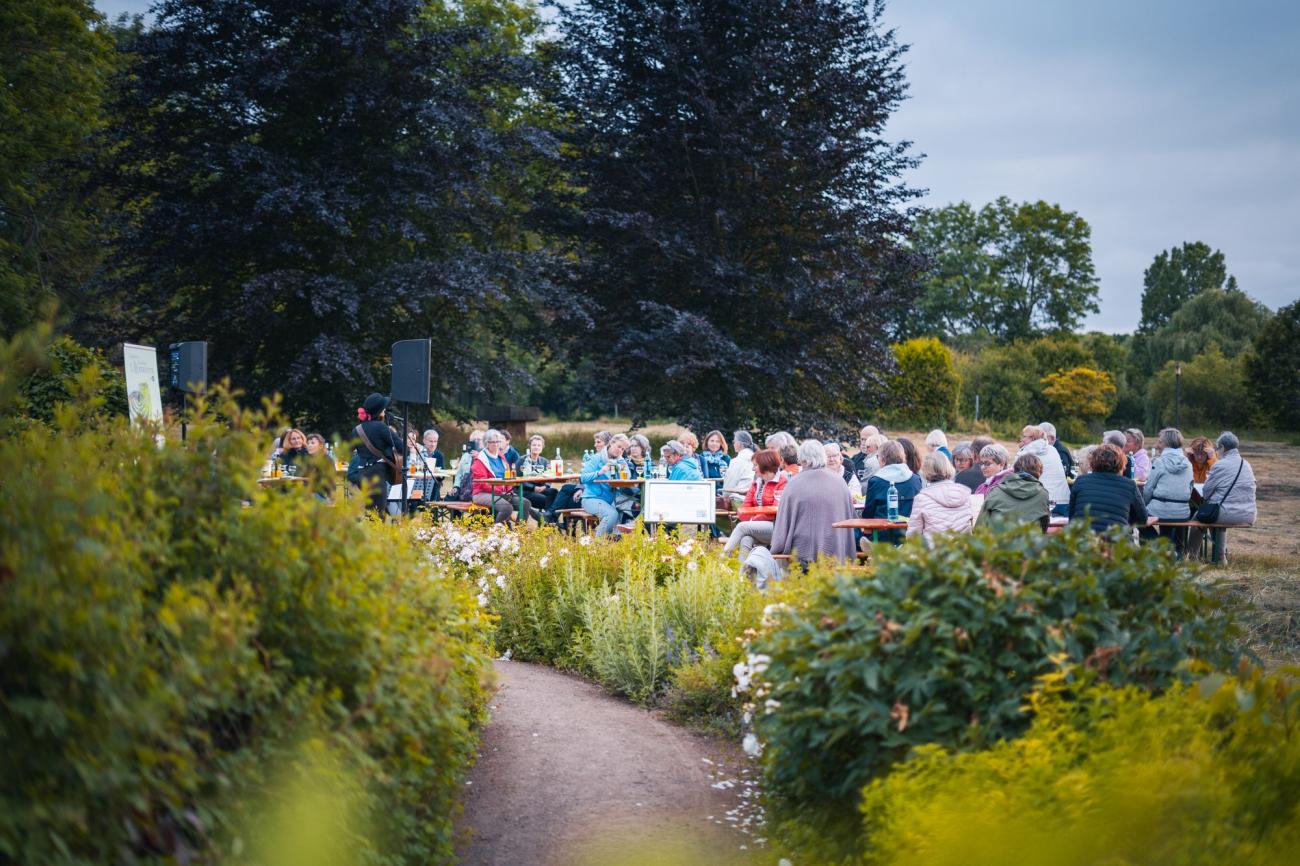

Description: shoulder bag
[355,424,403,485]
[1194,458,1243,524]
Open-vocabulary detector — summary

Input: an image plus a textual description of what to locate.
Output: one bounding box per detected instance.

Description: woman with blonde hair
[925,429,952,462]
[1185,436,1217,484]
[907,453,971,538]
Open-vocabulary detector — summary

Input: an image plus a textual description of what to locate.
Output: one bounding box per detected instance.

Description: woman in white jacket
[1017,425,1070,514]
[907,453,973,539]
[722,430,757,508]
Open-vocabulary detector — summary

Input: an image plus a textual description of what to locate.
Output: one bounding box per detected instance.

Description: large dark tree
[544,0,924,432]
[1247,299,1300,429]
[89,0,567,427]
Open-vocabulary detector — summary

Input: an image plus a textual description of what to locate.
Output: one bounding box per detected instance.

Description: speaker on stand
[391,339,433,514]
[168,341,208,442]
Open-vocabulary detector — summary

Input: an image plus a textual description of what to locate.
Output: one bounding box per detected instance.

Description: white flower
[476,593,488,607]
[733,660,751,693]
[494,575,506,589]
[747,653,771,675]
[578,535,593,547]
[686,560,699,572]
[501,648,512,660]
[539,555,550,569]
[742,733,763,757]
[559,547,571,556]
[779,859,793,866]
[764,698,781,714]
[676,540,694,557]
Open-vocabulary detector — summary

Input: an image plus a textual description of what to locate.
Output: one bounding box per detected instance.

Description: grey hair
[1158,428,1183,450]
[765,431,797,449]
[630,433,651,455]
[528,433,545,446]
[608,433,631,450]
[823,441,843,455]
[660,440,688,459]
[422,429,440,440]
[980,443,1010,467]
[922,452,955,483]
[483,428,505,444]
[925,429,948,449]
[952,444,974,462]
[594,430,612,447]
[734,430,756,451]
[797,438,828,469]
[1216,431,1239,452]
[469,429,485,441]
[1038,421,1057,441]
[1102,430,1126,448]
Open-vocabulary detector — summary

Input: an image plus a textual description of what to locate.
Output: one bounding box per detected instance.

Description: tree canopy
[910,196,1099,342]
[543,0,924,432]
[1138,241,1230,334]
[1247,299,1300,429]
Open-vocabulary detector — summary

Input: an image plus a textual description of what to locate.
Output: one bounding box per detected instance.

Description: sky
[95,0,1300,333]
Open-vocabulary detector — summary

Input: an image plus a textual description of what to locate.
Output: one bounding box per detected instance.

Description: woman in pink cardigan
[907,453,974,539]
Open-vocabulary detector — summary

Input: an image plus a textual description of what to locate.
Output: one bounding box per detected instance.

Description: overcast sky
[96,0,1300,333]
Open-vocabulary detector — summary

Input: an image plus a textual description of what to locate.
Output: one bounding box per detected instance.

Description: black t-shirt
[354,421,400,466]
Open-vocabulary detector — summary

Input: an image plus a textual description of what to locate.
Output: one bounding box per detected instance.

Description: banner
[123,343,163,426]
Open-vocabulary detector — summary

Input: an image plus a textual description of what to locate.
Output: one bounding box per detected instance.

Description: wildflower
[676,540,694,557]
[539,555,550,569]
[578,535,593,547]
[742,733,763,757]
[495,575,506,589]
[476,592,488,607]
[763,698,780,714]
[747,653,770,675]
[686,560,699,572]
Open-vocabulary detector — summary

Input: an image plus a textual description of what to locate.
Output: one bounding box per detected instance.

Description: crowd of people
[283,393,1259,581]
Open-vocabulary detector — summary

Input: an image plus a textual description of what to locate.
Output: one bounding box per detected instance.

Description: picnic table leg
[1211,528,1226,564]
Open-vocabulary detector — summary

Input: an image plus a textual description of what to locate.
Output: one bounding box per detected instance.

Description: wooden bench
[426,500,488,516]
[555,508,600,532]
[1141,520,1253,563]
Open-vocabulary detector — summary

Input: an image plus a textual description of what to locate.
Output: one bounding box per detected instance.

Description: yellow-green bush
[0,334,491,865]
[859,667,1300,866]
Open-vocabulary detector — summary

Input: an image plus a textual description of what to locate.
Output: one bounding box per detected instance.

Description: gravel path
[457,661,762,866]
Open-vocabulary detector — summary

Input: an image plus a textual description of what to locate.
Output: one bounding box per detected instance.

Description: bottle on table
[886,482,899,521]
[553,446,563,476]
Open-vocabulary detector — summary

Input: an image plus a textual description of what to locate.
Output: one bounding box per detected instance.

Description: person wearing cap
[351,392,402,514]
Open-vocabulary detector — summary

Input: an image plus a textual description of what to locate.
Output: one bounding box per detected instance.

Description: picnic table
[258,474,309,487]
[735,504,778,521]
[481,474,580,520]
[834,517,908,543]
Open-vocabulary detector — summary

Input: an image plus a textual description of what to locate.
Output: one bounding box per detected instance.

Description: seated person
[853,432,887,483]
[545,431,612,521]
[1040,421,1075,477]
[722,431,757,508]
[278,428,309,471]
[979,453,1050,531]
[952,444,984,492]
[1017,424,1070,515]
[1068,444,1147,533]
[863,441,923,545]
[973,443,1013,494]
[824,441,862,497]
[1185,436,1217,485]
[897,436,923,473]
[1187,432,1257,562]
[1140,427,1194,557]
[582,434,631,536]
[925,429,952,462]
[760,440,855,580]
[662,440,704,480]
[453,430,485,490]
[1126,428,1151,482]
[778,443,801,478]
[699,430,731,481]
[1102,430,1134,479]
[723,449,786,558]
[907,453,972,538]
[471,429,540,524]
[419,429,446,501]
[517,434,560,512]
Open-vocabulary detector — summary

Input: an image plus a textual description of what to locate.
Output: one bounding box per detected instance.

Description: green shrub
[746,522,1240,812]
[887,337,960,428]
[0,334,491,866]
[859,667,1300,866]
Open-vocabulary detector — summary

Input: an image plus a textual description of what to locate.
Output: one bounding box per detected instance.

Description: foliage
[887,337,961,428]
[544,0,924,433]
[1138,240,1230,333]
[0,331,492,866]
[744,521,1239,811]
[1247,299,1300,429]
[0,0,117,336]
[1146,344,1257,430]
[94,0,568,430]
[11,332,127,428]
[1133,286,1273,379]
[1040,366,1116,428]
[909,197,1099,341]
[859,667,1300,866]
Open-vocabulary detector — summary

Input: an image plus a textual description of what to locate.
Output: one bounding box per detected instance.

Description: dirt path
[457,661,762,866]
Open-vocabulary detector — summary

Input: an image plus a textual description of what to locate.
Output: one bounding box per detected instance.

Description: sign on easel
[122,343,163,426]
[642,479,717,524]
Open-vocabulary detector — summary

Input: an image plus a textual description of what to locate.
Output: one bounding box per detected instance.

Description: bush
[1247,298,1300,429]
[859,667,1300,866]
[746,521,1239,811]
[5,329,127,432]
[888,337,961,428]
[0,334,491,866]
[1146,343,1258,429]
[1040,365,1116,430]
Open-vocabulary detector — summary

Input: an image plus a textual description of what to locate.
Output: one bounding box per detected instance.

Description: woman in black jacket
[1068,443,1148,533]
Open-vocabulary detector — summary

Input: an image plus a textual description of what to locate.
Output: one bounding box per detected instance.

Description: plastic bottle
[657,457,667,479]
[886,482,899,521]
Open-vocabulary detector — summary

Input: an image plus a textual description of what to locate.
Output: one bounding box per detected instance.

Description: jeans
[584,497,621,536]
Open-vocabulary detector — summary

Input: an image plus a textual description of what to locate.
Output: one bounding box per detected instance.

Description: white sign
[642,479,716,524]
[122,343,163,426]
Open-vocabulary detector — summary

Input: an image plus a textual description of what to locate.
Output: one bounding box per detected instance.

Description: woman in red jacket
[723,449,786,557]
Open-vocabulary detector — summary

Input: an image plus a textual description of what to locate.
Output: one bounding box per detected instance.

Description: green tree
[1246,299,1300,428]
[1134,286,1272,378]
[1138,241,1229,333]
[1146,344,1255,430]
[911,197,1099,341]
[1040,366,1116,429]
[888,338,961,427]
[0,0,117,337]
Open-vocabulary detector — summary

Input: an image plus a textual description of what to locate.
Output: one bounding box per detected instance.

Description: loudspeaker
[391,338,432,404]
[168,341,208,393]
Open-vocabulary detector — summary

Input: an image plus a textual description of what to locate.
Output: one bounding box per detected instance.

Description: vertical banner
[122,343,163,426]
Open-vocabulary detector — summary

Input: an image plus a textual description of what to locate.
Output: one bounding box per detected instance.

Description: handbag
[1194,458,1243,524]
[354,424,403,485]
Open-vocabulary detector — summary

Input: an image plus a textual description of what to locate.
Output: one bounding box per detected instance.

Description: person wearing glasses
[973,443,1013,495]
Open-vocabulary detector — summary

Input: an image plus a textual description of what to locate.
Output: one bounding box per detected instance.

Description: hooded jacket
[1017,437,1070,503]
[979,471,1050,530]
[907,480,973,538]
[722,447,756,498]
[864,463,923,544]
[1142,447,1194,520]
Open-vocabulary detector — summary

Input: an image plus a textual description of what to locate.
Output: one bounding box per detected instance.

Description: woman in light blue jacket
[1140,427,1194,556]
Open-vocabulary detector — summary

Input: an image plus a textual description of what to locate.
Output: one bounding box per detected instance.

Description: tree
[1,0,117,337]
[910,197,1099,342]
[1146,344,1255,430]
[90,0,565,428]
[1246,299,1300,429]
[1040,366,1116,428]
[888,337,960,427]
[1138,241,1229,333]
[544,0,924,433]
[1134,286,1272,378]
